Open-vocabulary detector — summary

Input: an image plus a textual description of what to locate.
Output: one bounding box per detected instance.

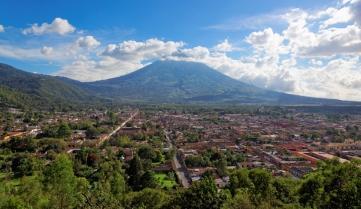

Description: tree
[177,176,226,209]
[85,126,100,139]
[112,135,132,147]
[43,154,87,209]
[222,191,255,209]
[228,169,253,196]
[248,168,273,203]
[107,111,117,125]
[80,159,126,209]
[38,138,66,153]
[42,125,58,138]
[11,154,34,177]
[126,155,144,191]
[0,197,27,209]
[12,175,47,209]
[299,159,361,209]
[57,123,71,138]
[215,158,228,177]
[5,136,36,152]
[140,171,157,189]
[111,172,126,195]
[123,188,169,209]
[185,155,209,167]
[81,182,122,209]
[137,145,156,161]
[299,174,324,208]
[272,177,299,204]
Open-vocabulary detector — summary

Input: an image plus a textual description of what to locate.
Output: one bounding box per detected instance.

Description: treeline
[0,149,360,209]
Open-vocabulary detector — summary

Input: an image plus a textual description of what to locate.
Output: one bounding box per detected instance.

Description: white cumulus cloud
[300,24,361,57]
[75,36,100,49]
[320,7,353,29]
[246,28,286,58]
[23,17,75,35]
[102,38,184,62]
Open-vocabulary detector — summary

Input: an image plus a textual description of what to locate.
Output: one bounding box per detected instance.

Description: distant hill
[0,61,359,108]
[87,61,358,105]
[0,63,98,109]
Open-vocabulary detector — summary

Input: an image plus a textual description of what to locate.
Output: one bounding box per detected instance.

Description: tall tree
[140,171,157,189]
[43,154,88,209]
[126,155,144,191]
[248,168,273,204]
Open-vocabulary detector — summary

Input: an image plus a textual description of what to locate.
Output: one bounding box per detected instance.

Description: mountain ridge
[86,60,358,105]
[0,63,99,109]
[87,60,270,102]
[0,61,359,108]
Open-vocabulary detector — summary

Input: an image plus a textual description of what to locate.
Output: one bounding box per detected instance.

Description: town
[1,105,360,190]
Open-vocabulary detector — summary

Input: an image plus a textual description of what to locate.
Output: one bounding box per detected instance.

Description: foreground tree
[228,169,253,196]
[299,159,361,209]
[126,154,144,191]
[123,188,169,209]
[222,191,255,209]
[43,154,88,209]
[176,176,226,209]
[248,168,273,204]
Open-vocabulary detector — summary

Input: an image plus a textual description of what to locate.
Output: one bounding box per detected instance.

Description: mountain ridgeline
[87,61,273,103]
[0,61,358,109]
[85,61,358,105]
[0,63,99,109]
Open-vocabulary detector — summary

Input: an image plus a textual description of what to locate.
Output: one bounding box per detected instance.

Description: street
[97,110,139,146]
[164,130,190,188]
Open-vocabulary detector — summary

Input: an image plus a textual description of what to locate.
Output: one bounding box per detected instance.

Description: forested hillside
[0,63,99,110]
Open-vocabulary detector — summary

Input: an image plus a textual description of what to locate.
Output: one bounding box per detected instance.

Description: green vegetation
[185,148,243,177]
[0,104,361,209]
[0,63,102,110]
[154,172,177,189]
[1,134,360,209]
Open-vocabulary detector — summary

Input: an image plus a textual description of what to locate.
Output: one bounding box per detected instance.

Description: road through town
[164,130,190,188]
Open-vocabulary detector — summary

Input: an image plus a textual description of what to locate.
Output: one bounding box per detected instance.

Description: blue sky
[1,0,332,48]
[0,0,360,100]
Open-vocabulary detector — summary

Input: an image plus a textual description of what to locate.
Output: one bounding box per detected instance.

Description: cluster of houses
[154,111,361,186]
